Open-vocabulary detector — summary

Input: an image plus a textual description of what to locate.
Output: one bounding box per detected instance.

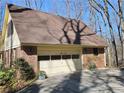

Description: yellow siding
[37,45,82,55]
[0,5,9,50]
[0,5,21,51]
[4,14,21,50]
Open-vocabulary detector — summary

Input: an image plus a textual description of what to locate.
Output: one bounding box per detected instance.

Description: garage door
[38,53,82,76]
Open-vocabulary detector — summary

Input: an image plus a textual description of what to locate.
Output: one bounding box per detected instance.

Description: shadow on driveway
[17,69,124,93]
[17,84,41,93]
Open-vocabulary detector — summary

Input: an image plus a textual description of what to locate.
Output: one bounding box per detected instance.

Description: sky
[0,0,90,31]
[123,2,124,17]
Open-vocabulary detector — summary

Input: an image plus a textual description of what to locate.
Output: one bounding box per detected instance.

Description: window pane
[62,55,71,59]
[72,55,79,59]
[83,48,87,54]
[51,55,61,60]
[38,56,50,61]
[23,46,36,55]
[93,48,98,55]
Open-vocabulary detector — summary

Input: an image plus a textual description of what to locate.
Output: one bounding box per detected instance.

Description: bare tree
[65,0,70,18]
[64,0,83,19]
[73,0,83,20]
[24,0,44,10]
[88,0,124,66]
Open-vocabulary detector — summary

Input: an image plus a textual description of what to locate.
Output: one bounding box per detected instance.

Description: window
[7,21,13,37]
[51,55,61,60]
[26,47,35,52]
[83,48,89,54]
[62,55,71,59]
[23,46,36,55]
[72,55,79,59]
[83,48,87,53]
[93,48,98,55]
[38,56,50,61]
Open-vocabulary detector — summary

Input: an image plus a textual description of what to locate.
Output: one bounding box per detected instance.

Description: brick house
[0,4,107,76]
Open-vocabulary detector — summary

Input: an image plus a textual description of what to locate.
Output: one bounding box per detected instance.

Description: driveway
[17,69,124,93]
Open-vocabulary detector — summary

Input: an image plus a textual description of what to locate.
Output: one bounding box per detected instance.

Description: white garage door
[38,51,82,76]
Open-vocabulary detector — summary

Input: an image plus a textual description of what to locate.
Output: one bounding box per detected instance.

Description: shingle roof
[8,4,107,47]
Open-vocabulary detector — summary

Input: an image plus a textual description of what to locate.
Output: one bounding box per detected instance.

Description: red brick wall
[3,46,38,73]
[4,50,10,68]
[3,48,20,68]
[19,46,38,73]
[83,48,105,69]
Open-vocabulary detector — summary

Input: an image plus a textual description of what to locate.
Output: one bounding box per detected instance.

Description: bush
[14,58,35,80]
[0,68,15,86]
[5,69,15,80]
[88,61,96,71]
[39,71,46,76]
[0,71,6,85]
[39,71,47,80]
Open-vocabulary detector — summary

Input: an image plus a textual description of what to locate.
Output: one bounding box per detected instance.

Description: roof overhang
[21,43,107,48]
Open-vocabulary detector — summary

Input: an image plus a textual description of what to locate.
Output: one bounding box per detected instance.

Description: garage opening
[38,54,82,76]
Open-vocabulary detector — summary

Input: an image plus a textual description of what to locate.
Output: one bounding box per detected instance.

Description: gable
[0,5,9,51]
[0,5,21,51]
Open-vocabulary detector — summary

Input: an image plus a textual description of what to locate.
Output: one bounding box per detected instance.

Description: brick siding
[3,46,38,73]
[20,46,38,73]
[83,48,105,69]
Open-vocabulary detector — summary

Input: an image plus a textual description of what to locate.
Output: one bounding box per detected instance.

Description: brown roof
[8,4,107,47]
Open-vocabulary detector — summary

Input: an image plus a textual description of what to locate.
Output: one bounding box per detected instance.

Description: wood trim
[21,43,107,48]
[104,48,106,67]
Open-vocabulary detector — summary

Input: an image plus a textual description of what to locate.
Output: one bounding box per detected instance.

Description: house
[0,4,107,76]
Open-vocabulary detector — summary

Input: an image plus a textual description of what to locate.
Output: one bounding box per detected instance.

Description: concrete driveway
[17,69,124,93]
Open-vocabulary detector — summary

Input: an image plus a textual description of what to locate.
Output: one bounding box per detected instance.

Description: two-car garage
[38,46,83,76]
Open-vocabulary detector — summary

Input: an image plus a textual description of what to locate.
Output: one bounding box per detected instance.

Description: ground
[17,69,124,93]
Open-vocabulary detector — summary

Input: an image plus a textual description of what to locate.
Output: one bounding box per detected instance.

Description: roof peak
[7,3,32,13]
[7,3,69,21]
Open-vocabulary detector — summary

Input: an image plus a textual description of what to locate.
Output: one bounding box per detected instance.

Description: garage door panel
[64,60,75,69]
[73,59,82,70]
[51,66,70,72]
[50,60,63,67]
[65,59,82,71]
[42,67,70,75]
[40,61,50,70]
[72,59,81,65]
[39,60,82,76]
[38,48,82,76]
[63,59,82,67]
